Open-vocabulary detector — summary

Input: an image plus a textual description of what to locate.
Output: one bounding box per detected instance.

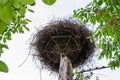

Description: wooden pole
[59,54,73,80]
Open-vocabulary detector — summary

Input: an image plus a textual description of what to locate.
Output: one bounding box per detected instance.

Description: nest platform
[30,18,95,73]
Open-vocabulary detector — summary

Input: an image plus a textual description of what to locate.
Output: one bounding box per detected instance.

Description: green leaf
[10,0,21,9]
[0,21,7,34]
[25,19,32,22]
[0,3,15,24]
[20,20,28,24]
[24,26,30,31]
[42,0,56,5]
[0,48,3,53]
[0,43,8,54]
[0,36,2,40]
[0,0,9,6]
[27,8,34,13]
[0,43,8,49]
[5,31,12,40]
[21,0,35,5]
[18,6,26,16]
[0,60,8,73]
[3,38,6,43]
[6,36,11,40]
[18,27,24,33]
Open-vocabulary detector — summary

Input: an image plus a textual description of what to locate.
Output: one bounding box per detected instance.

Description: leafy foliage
[42,0,56,5]
[74,70,100,80]
[73,0,120,69]
[0,60,8,73]
[0,43,8,55]
[0,0,35,72]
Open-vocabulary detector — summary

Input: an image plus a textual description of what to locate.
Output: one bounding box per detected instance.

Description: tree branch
[80,66,109,73]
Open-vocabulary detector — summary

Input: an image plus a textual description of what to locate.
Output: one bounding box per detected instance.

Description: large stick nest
[30,18,95,73]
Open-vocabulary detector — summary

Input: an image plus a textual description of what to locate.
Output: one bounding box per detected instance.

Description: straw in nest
[30,18,95,73]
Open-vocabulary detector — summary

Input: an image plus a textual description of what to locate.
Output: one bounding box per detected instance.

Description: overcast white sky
[0,0,120,80]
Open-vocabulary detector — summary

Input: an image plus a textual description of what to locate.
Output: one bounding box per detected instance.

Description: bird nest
[30,18,95,73]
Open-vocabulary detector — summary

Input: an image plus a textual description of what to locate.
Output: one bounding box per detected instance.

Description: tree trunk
[59,54,73,80]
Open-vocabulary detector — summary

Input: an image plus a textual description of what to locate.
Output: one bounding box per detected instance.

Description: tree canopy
[0,0,35,72]
[73,0,120,70]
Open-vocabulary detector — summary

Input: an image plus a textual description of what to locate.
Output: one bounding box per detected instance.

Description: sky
[0,0,120,80]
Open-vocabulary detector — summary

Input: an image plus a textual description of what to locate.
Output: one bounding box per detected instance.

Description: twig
[18,54,29,67]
